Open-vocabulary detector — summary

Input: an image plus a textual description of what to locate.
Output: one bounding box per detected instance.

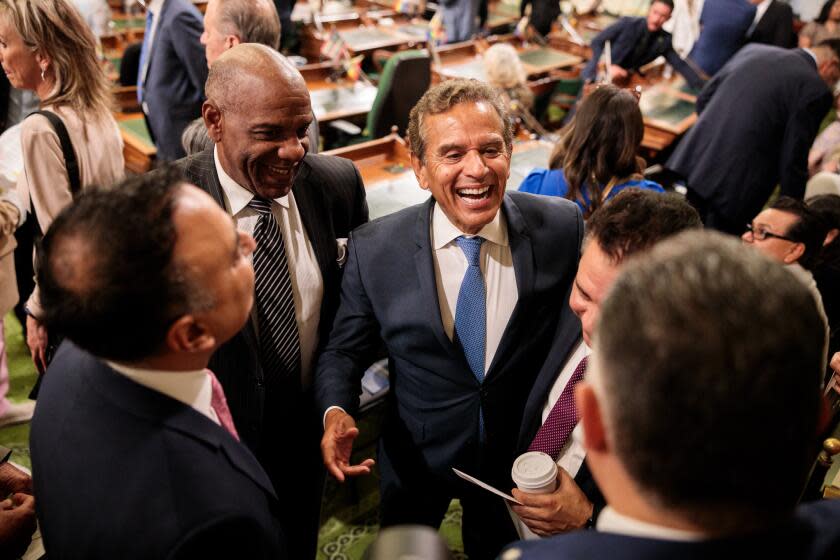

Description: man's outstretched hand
[321,408,375,482]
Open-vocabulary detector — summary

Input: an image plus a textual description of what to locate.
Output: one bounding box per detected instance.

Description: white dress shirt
[748,0,773,36]
[596,507,705,541]
[214,147,324,387]
[431,203,517,373]
[107,361,220,426]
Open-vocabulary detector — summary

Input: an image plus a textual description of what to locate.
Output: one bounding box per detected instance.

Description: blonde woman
[483,43,534,111]
[0,0,124,373]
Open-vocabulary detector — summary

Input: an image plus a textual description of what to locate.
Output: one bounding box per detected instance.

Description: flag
[320,27,347,62]
[428,11,446,46]
[344,54,364,82]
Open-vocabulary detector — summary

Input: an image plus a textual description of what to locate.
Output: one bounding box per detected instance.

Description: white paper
[451,468,523,505]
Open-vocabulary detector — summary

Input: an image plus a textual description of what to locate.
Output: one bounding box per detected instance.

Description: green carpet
[0,314,465,558]
[0,313,36,471]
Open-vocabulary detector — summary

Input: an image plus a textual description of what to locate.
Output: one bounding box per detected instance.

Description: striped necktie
[248,197,301,385]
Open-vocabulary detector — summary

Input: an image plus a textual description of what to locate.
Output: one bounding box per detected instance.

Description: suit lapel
[414,198,458,357]
[486,195,534,377]
[292,156,336,280]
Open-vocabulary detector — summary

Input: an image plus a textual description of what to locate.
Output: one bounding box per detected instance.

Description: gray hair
[217,0,281,49]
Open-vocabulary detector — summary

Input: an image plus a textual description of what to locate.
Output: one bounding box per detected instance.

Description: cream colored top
[19,104,125,317]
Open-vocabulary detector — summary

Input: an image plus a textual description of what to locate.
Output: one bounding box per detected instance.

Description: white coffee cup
[511,452,558,494]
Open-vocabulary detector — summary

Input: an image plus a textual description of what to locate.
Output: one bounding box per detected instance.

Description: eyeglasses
[744,223,796,242]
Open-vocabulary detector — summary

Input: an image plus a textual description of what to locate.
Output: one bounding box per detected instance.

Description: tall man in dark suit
[30,170,286,559]
[504,231,840,560]
[171,44,368,559]
[137,0,208,161]
[747,0,796,48]
[509,190,701,539]
[582,0,705,89]
[668,41,840,235]
[316,79,583,559]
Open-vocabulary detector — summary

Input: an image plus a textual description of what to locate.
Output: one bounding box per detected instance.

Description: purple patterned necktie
[528,355,588,460]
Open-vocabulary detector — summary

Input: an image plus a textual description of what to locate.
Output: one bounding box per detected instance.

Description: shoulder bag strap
[27,110,81,200]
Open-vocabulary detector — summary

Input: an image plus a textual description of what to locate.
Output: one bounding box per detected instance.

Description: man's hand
[320,409,375,482]
[609,64,629,82]
[0,463,32,495]
[26,315,49,374]
[510,468,593,537]
[830,352,840,395]
[0,493,36,558]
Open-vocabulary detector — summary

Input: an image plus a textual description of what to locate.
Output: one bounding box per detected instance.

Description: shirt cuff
[323,405,347,428]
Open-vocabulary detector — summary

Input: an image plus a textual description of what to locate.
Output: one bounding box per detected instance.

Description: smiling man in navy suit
[30,170,285,559]
[504,231,840,560]
[315,79,583,559]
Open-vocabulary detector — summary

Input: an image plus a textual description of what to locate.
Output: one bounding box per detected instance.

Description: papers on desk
[365,172,429,220]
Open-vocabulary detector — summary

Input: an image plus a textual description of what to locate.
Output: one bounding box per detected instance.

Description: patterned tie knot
[248,196,274,216]
[456,236,484,267]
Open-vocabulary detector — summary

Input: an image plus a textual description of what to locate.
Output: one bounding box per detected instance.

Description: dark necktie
[248,197,301,385]
[528,355,588,460]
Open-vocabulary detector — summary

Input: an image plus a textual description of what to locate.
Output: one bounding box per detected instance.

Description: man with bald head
[170,43,367,559]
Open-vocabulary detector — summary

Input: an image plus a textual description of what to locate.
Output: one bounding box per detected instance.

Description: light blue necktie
[453,235,486,440]
[136,10,154,103]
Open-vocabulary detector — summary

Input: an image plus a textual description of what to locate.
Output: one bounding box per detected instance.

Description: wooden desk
[637,79,698,155]
[324,134,553,219]
[433,40,582,82]
[115,113,156,174]
[310,82,379,123]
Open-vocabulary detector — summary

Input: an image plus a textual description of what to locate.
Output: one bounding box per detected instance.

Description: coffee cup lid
[511,452,557,489]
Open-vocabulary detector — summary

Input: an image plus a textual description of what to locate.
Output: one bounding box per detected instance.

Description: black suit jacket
[749,0,796,49]
[175,148,368,456]
[30,342,285,560]
[516,303,606,519]
[505,499,840,560]
[315,192,583,493]
[668,45,832,226]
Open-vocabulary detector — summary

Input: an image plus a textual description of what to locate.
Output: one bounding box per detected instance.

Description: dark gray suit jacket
[315,192,583,494]
[31,342,285,559]
[142,0,207,161]
[668,45,832,226]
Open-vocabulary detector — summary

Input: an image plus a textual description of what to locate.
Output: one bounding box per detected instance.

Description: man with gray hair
[169,43,367,559]
[316,78,583,558]
[504,231,840,559]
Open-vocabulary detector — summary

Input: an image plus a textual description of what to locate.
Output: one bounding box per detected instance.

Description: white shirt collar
[148,0,165,16]
[596,506,706,542]
[803,48,819,66]
[213,145,290,214]
[431,201,508,250]
[106,361,216,423]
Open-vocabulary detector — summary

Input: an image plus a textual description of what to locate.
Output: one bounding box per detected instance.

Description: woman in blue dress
[520,85,663,218]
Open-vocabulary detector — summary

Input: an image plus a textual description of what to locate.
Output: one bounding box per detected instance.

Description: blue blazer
[503,499,840,560]
[30,342,286,559]
[667,45,832,226]
[314,192,583,493]
[688,0,756,76]
[582,17,704,89]
[142,0,208,161]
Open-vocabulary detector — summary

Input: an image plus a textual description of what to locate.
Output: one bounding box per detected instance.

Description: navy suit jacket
[504,500,840,560]
[582,17,704,89]
[688,0,756,76]
[30,342,285,560]
[668,45,832,226]
[142,0,208,161]
[315,192,583,492]
[175,148,368,459]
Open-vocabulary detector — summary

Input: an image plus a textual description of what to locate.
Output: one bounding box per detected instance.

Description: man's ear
[227,35,241,49]
[410,153,430,191]
[166,315,216,354]
[783,241,806,265]
[203,101,223,142]
[577,382,608,453]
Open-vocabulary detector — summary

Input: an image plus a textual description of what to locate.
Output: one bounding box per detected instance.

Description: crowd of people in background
[0,0,840,558]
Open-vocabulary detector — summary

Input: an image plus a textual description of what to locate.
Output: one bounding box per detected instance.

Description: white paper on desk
[451,468,523,505]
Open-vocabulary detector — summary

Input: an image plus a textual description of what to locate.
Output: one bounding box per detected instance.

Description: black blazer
[315,192,583,491]
[516,305,606,520]
[749,0,796,49]
[505,499,840,560]
[175,148,368,455]
[30,342,285,559]
[668,45,832,226]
